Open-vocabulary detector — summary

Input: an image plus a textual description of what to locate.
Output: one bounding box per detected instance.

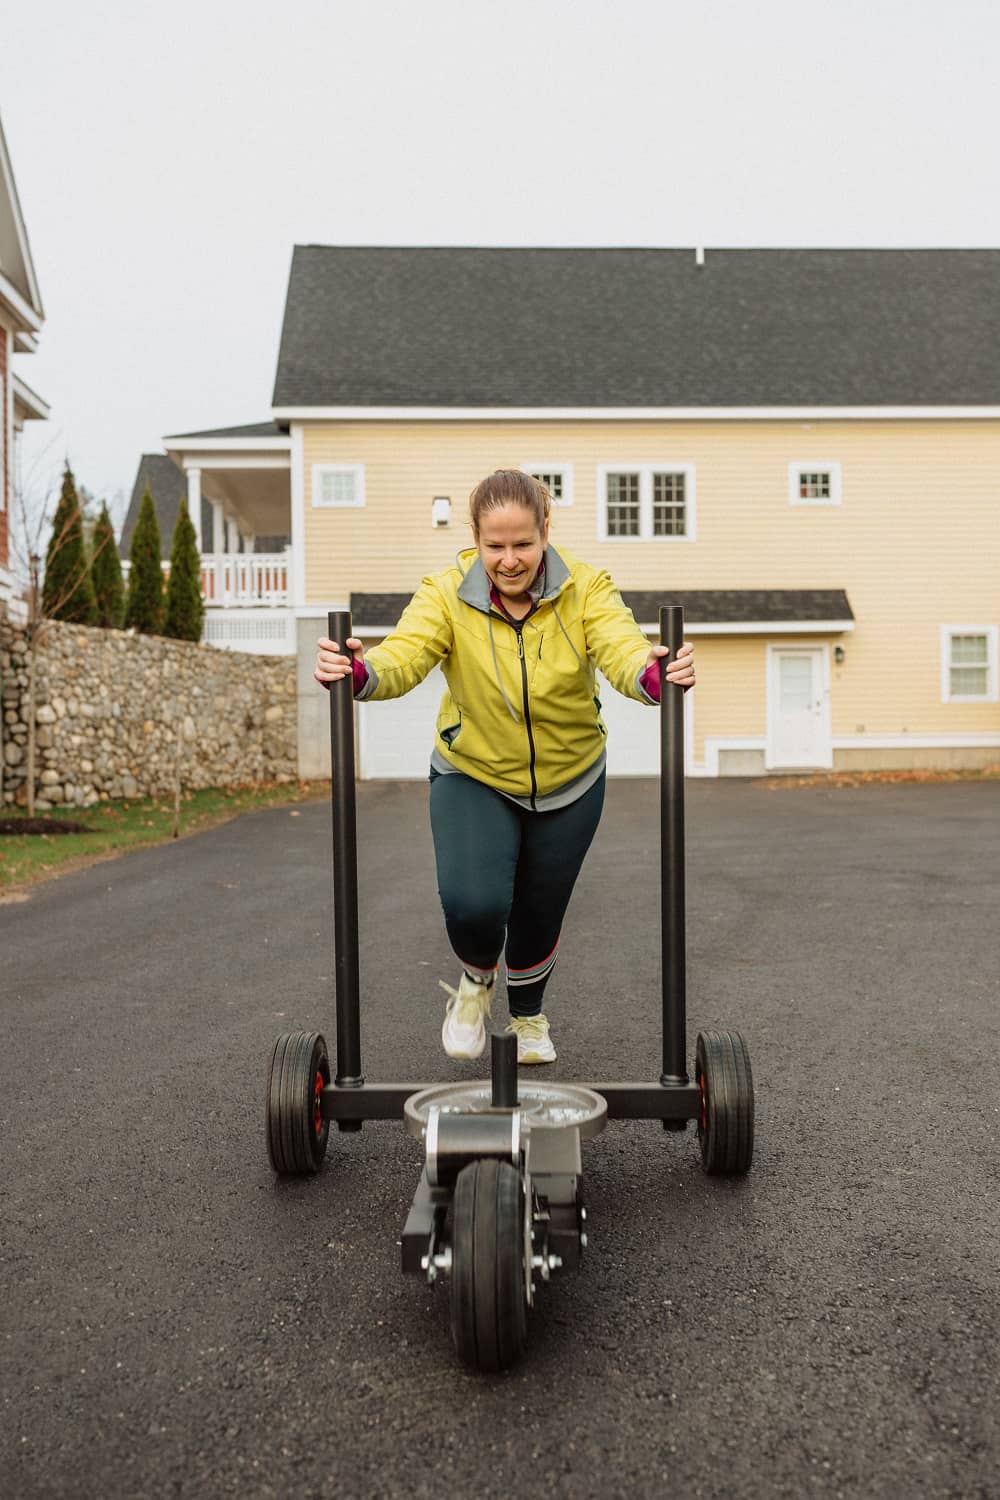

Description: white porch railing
[121,551,291,607]
[200,552,289,606]
[119,551,295,654]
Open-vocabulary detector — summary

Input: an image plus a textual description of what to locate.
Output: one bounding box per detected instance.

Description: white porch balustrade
[122,552,290,607]
[120,552,295,654]
[199,552,289,606]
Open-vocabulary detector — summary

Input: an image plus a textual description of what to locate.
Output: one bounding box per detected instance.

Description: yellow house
[164,246,1000,780]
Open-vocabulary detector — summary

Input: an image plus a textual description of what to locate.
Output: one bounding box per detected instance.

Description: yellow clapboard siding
[301,420,1000,752]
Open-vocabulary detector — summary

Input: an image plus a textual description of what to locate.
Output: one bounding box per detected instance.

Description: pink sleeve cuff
[639,661,661,703]
[313,658,370,695]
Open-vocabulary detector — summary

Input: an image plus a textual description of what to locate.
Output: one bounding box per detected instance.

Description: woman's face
[475,503,549,602]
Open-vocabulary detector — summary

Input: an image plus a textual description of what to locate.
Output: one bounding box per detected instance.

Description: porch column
[243,530,256,553]
[211,500,225,553]
[226,516,239,553]
[186,466,203,552]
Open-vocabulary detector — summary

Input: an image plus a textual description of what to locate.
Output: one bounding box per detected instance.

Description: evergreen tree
[41,462,98,623]
[163,498,205,642]
[125,488,165,633]
[90,501,126,628]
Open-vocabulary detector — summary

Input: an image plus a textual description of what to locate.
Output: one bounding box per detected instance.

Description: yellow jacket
[359,545,655,802]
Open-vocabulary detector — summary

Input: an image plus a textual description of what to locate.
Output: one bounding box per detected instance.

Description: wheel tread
[697,1028,754,1176]
[265,1030,330,1176]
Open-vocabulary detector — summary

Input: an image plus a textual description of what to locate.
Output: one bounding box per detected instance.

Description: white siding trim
[788,461,842,506]
[11,372,49,421]
[834,734,1000,749]
[0,272,42,333]
[290,424,306,607]
[272,404,1000,423]
[940,624,999,703]
[633,619,855,635]
[162,435,291,451]
[597,462,697,543]
[174,454,290,472]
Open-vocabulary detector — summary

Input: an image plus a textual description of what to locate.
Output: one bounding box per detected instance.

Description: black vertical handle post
[659,606,689,1086]
[491,1032,518,1108]
[328,610,364,1087]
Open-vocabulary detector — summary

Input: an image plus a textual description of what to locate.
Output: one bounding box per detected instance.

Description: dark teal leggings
[429,769,606,1017]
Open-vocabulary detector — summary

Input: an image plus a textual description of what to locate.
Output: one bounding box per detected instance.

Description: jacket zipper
[515,628,539,809]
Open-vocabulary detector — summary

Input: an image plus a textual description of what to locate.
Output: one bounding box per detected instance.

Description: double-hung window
[597,464,695,541]
[941,627,998,702]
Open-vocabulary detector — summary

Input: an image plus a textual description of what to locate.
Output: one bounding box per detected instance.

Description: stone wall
[0,612,297,809]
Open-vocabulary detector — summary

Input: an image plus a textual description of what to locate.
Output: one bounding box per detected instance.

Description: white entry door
[767,647,831,769]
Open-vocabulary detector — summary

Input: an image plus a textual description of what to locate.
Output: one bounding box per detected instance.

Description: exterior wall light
[834,645,846,665]
[431,497,451,528]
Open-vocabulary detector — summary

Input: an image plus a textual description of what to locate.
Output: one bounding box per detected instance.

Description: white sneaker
[439,973,495,1059]
[506,1013,556,1064]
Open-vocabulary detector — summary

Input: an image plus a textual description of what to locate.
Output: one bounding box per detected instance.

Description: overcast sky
[2,0,998,532]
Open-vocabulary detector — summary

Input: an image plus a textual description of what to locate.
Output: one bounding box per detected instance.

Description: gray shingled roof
[272,247,1000,408]
[119,454,192,560]
[349,589,853,629]
[165,421,286,440]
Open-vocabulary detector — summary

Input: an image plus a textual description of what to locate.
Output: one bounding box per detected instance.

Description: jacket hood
[455,545,572,613]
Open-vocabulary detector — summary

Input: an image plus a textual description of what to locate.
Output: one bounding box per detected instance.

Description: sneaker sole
[517,1047,557,1064]
[442,1026,487,1060]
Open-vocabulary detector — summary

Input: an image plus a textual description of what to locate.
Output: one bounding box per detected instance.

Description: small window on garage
[789,462,841,505]
[522,465,573,506]
[941,626,998,702]
[312,464,365,508]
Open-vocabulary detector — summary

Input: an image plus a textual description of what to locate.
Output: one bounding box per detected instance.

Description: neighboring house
[0,111,48,619]
[119,443,291,651]
[159,245,1000,781]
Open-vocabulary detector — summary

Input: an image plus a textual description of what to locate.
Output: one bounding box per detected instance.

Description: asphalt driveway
[2,777,998,1500]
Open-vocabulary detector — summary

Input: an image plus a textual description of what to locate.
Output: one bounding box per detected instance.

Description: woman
[315,469,695,1065]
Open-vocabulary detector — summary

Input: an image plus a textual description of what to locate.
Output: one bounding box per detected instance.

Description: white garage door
[356,667,663,780]
[357,667,443,779]
[596,672,661,776]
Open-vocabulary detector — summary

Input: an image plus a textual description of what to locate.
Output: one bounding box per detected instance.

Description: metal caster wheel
[266,1031,331,1175]
[449,1158,528,1372]
[695,1029,754,1176]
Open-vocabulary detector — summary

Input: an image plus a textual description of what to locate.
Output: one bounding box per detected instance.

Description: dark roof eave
[349,588,855,630]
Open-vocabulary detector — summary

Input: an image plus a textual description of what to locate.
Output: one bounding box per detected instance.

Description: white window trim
[789,461,842,506]
[311,462,366,509]
[521,462,574,506]
[597,463,696,542]
[940,625,998,703]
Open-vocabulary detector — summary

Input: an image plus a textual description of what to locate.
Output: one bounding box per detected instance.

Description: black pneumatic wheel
[266,1031,331,1175]
[450,1158,528,1373]
[696,1029,754,1176]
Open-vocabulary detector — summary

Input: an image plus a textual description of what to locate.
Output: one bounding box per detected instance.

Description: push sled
[266,607,754,1372]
